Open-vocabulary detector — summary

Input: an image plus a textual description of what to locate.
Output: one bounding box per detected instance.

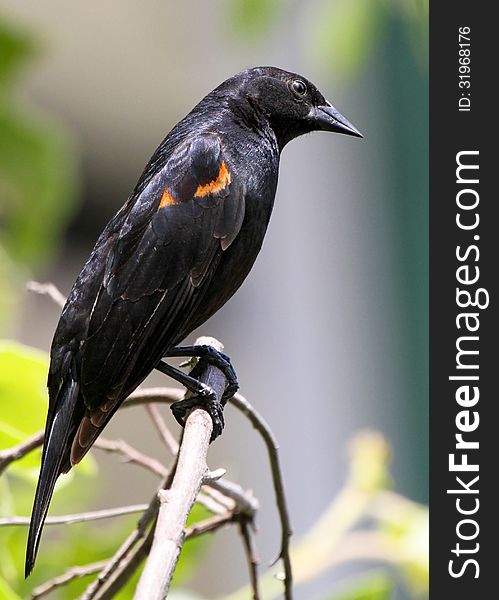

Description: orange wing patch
[194,161,231,198]
[159,188,177,208]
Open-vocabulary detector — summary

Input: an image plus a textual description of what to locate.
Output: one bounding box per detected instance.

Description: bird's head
[223,66,363,149]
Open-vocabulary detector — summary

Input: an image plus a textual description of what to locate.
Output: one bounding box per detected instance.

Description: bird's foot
[171,385,225,442]
[165,344,239,402]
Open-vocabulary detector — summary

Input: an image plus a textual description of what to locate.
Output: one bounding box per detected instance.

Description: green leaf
[326,571,393,600]
[0,340,97,480]
[0,339,49,443]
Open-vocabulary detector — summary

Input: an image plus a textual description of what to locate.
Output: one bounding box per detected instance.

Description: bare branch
[145,404,179,456]
[88,526,156,600]
[94,437,168,478]
[134,337,227,600]
[239,518,261,600]
[230,393,293,600]
[206,478,259,518]
[186,512,233,537]
[195,491,230,516]
[0,504,148,527]
[26,281,66,308]
[30,560,108,600]
[0,431,44,475]
[134,408,213,599]
[125,387,184,407]
[0,390,180,478]
[79,469,175,600]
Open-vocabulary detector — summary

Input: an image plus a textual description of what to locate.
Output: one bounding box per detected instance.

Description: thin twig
[26,281,66,308]
[79,467,175,600]
[0,389,183,477]
[195,491,230,515]
[206,478,259,517]
[30,560,108,600]
[94,437,168,478]
[239,518,261,600]
[145,404,180,456]
[0,431,44,475]
[116,387,293,597]
[89,525,156,600]
[125,387,184,407]
[185,511,234,538]
[0,504,148,527]
[0,393,180,480]
[35,513,235,600]
[230,393,293,600]
[200,486,236,512]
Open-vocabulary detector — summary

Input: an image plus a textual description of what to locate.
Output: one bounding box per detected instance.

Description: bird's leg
[163,345,239,401]
[155,360,224,440]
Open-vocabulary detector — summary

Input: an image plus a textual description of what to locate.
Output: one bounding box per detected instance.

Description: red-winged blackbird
[25,66,362,575]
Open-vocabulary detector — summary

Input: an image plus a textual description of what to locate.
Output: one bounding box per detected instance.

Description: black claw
[207,399,225,441]
[170,391,225,442]
[160,344,238,441]
[222,379,239,403]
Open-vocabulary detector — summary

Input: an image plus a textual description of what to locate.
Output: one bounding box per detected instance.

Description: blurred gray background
[3,1,428,598]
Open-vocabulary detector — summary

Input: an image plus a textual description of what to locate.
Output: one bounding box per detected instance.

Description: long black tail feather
[25,377,79,577]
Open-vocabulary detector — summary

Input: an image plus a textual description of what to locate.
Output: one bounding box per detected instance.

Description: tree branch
[145,404,179,456]
[0,505,148,527]
[0,431,44,475]
[79,469,175,600]
[126,387,293,598]
[30,560,109,600]
[134,337,227,600]
[26,281,66,308]
[2,283,288,599]
[230,393,293,600]
[238,517,261,600]
[94,437,168,478]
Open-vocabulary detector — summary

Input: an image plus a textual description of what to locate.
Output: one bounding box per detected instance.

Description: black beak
[311,102,363,138]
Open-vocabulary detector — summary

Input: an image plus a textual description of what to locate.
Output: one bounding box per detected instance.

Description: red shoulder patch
[194,161,231,198]
[159,188,177,208]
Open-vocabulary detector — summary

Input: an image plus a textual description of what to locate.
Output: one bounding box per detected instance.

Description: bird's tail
[25,376,79,577]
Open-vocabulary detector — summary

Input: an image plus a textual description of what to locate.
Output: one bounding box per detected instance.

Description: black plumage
[26,66,362,576]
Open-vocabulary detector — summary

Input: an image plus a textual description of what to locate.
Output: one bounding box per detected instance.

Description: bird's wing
[69,132,245,462]
[28,133,245,576]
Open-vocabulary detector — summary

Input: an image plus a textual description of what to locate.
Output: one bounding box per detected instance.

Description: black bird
[25,66,362,575]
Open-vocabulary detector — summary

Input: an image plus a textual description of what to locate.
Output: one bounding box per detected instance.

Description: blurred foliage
[0,15,79,333]
[312,0,428,77]
[228,0,428,79]
[328,572,393,600]
[223,432,428,600]
[224,0,283,39]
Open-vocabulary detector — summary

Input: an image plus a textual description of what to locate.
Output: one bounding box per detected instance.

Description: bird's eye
[290,79,307,97]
